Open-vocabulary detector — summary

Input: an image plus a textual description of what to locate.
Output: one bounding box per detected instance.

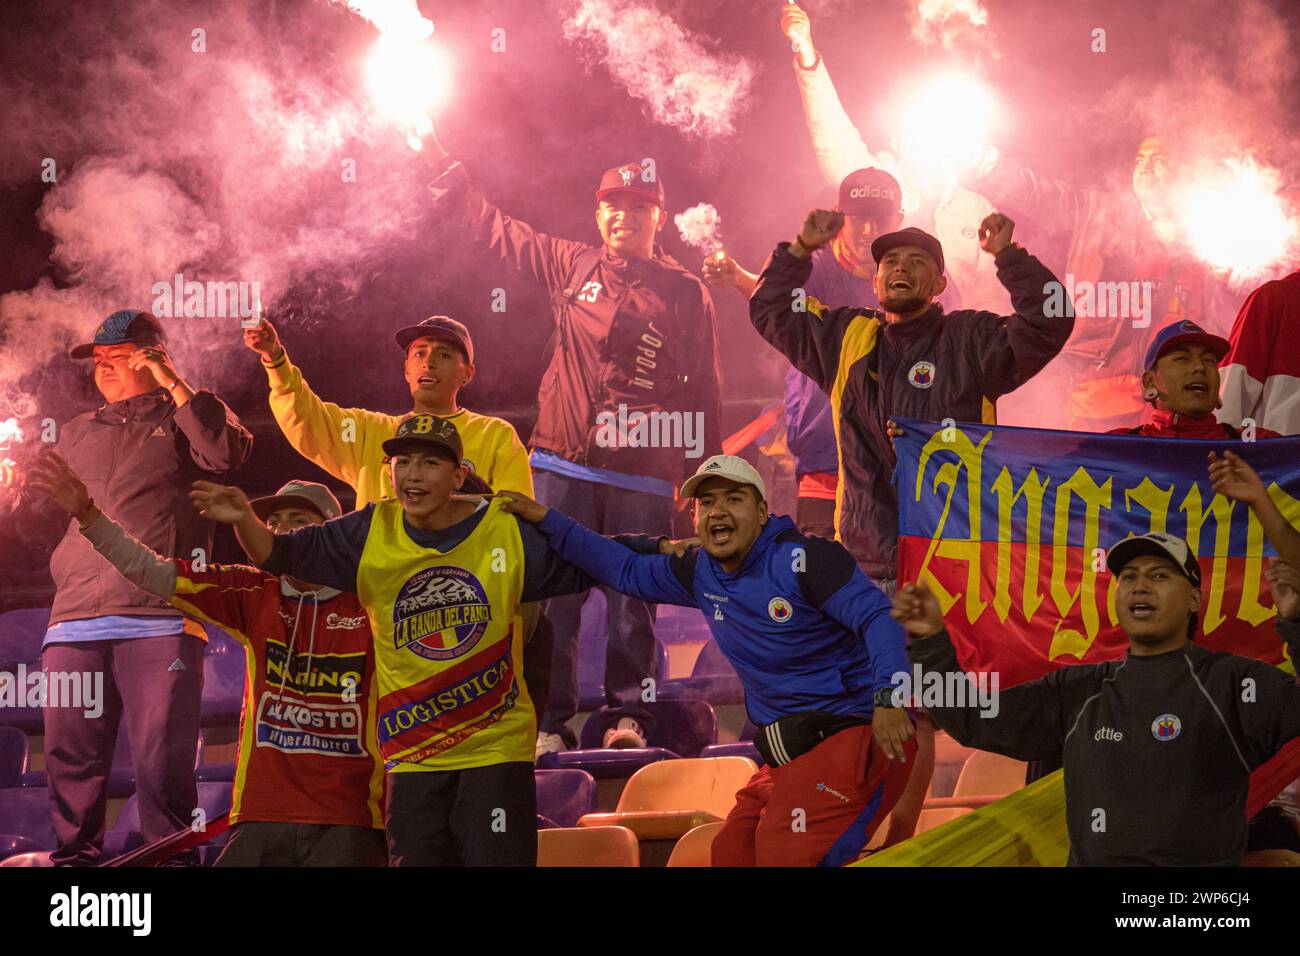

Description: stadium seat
[0,607,49,667]
[666,820,723,867]
[915,807,974,834]
[659,640,746,705]
[0,608,54,735]
[578,633,670,712]
[952,751,1028,799]
[22,724,137,797]
[537,826,640,867]
[0,787,56,857]
[542,699,718,778]
[0,663,43,733]
[577,755,756,840]
[196,762,237,783]
[578,699,716,757]
[201,641,247,727]
[0,850,52,867]
[0,834,46,861]
[104,781,234,863]
[535,769,597,829]
[700,741,763,765]
[0,727,29,789]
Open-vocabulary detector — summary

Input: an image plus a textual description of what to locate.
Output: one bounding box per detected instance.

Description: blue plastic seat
[701,741,764,766]
[0,787,56,858]
[0,608,50,668]
[195,762,237,783]
[22,724,136,797]
[542,700,717,779]
[0,727,29,789]
[659,640,746,705]
[535,769,597,828]
[578,633,670,712]
[103,781,233,863]
[201,641,246,728]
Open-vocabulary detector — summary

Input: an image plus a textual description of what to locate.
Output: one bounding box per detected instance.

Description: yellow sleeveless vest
[356,495,533,771]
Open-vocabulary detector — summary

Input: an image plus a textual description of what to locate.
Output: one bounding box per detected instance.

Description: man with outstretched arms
[499,454,916,866]
[28,456,386,866]
[189,415,615,865]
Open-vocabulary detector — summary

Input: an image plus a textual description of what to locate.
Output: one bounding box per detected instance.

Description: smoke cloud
[0,0,435,426]
[674,202,724,254]
[560,0,758,138]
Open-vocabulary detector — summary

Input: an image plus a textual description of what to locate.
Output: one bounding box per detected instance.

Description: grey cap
[250,480,342,523]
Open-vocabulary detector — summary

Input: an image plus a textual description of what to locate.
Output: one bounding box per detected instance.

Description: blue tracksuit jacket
[537,510,909,726]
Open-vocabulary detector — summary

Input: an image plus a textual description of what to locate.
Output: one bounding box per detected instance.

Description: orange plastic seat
[952,751,1027,799]
[914,807,973,834]
[537,826,640,867]
[578,756,757,840]
[666,821,724,867]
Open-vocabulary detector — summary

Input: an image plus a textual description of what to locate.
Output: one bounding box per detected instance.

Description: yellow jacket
[263,353,533,507]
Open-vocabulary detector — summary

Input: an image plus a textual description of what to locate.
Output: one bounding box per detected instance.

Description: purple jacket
[46,388,252,625]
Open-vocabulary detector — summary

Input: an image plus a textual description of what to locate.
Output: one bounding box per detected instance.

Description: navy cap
[70,310,166,360]
[1106,532,1202,588]
[382,414,464,462]
[596,163,665,209]
[871,226,945,274]
[394,316,474,364]
[838,168,902,218]
[1142,320,1230,372]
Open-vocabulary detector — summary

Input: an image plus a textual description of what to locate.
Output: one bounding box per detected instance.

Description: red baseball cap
[596,163,665,209]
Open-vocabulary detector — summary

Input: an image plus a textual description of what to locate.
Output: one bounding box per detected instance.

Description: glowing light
[365,34,452,151]
[894,70,1000,177]
[0,418,22,448]
[1174,156,1298,284]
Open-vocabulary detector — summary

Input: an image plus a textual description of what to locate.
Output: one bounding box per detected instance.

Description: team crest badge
[619,165,637,186]
[908,361,935,389]
[1151,713,1181,741]
[767,597,793,623]
[392,566,492,662]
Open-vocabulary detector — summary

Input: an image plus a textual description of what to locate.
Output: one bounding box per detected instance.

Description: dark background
[0,0,1296,607]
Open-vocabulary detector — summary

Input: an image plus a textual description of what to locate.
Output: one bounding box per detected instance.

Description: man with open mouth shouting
[188,415,614,866]
[898,531,1300,866]
[1110,319,1281,440]
[499,454,917,867]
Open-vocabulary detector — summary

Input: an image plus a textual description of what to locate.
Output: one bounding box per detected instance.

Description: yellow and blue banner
[894,418,1300,686]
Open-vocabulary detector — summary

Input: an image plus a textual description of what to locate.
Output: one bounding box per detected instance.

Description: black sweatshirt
[909,629,1300,866]
[748,242,1070,579]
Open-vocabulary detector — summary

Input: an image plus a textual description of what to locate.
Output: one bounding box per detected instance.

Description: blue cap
[1142,320,1229,372]
[70,310,166,360]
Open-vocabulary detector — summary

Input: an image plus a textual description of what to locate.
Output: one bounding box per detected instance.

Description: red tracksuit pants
[711,725,916,867]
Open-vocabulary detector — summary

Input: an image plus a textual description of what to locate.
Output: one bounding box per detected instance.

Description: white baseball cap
[680,455,767,501]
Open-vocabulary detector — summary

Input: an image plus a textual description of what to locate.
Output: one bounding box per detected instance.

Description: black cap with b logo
[382,414,464,463]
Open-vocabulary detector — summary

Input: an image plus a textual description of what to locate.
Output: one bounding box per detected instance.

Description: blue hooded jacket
[537,510,909,726]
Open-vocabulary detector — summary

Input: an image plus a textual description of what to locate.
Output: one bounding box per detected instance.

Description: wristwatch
[873,686,901,709]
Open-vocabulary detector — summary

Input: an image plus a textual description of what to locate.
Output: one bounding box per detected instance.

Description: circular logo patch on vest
[767,596,793,623]
[392,566,492,662]
[908,361,936,389]
[1151,713,1181,741]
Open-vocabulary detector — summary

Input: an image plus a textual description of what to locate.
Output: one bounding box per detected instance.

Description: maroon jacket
[427,160,723,484]
[46,388,252,625]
